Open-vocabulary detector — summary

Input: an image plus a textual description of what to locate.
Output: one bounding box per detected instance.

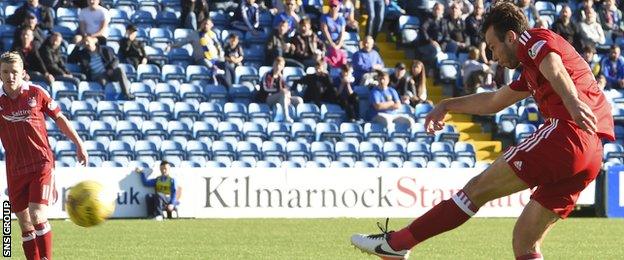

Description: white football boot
[351,218,410,259]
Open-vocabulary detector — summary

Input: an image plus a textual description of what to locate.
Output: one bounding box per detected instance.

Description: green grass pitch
[8,218,624,259]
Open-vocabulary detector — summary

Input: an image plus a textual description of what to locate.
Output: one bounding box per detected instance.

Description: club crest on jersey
[528,40,546,59]
[27,97,36,108]
[48,100,58,111]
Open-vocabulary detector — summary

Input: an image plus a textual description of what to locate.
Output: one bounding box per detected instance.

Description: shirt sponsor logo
[513,161,523,171]
[2,110,31,123]
[528,40,546,59]
[48,100,58,111]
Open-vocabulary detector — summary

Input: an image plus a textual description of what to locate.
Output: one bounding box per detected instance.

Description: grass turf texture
[9,218,624,259]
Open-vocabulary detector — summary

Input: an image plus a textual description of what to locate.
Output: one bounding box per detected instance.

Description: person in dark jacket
[68,36,134,99]
[294,60,337,106]
[552,4,581,51]
[12,28,52,84]
[6,0,55,32]
[12,13,46,50]
[265,20,301,67]
[119,25,147,69]
[39,32,81,86]
[291,17,325,68]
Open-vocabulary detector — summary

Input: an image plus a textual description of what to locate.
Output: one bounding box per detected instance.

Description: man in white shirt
[77,0,110,45]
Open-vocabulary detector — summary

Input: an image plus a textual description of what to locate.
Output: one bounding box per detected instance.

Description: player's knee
[28,207,47,224]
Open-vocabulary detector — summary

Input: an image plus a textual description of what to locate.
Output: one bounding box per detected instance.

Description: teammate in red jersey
[351,2,614,259]
[0,51,88,260]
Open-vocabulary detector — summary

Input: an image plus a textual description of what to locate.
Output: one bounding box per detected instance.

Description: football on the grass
[65,180,115,227]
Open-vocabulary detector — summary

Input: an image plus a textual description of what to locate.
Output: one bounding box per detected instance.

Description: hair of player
[0,51,23,65]
[160,160,170,167]
[481,1,529,41]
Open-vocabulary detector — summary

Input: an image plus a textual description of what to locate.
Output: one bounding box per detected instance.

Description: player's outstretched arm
[539,52,597,134]
[424,86,530,133]
[54,114,89,166]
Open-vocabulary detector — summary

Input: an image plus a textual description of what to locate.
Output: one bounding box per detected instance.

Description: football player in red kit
[351,2,614,259]
[0,51,88,260]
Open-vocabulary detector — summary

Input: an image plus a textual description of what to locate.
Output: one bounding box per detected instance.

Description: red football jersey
[510,28,615,140]
[0,82,61,175]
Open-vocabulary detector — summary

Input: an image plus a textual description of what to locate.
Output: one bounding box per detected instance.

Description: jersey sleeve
[518,30,562,69]
[509,73,529,92]
[37,86,61,118]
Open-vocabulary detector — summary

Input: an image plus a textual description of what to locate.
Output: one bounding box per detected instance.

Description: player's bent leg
[351,156,530,258]
[15,208,40,260]
[512,200,559,260]
[29,203,53,260]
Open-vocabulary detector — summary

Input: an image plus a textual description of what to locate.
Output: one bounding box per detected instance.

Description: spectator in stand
[417,2,446,73]
[597,0,624,42]
[462,47,492,95]
[601,45,624,89]
[579,7,606,47]
[223,34,244,78]
[12,13,46,50]
[581,45,606,90]
[119,25,147,69]
[444,2,470,54]
[12,28,52,84]
[39,32,81,86]
[232,0,262,34]
[272,0,301,37]
[516,0,539,28]
[76,0,110,45]
[170,18,233,88]
[334,63,361,121]
[533,17,549,29]
[295,60,336,106]
[180,0,209,30]
[6,0,54,32]
[266,20,301,67]
[134,161,179,220]
[385,0,407,42]
[257,57,303,123]
[390,61,429,106]
[292,17,325,68]
[321,0,348,68]
[68,36,134,100]
[364,0,387,39]
[265,0,302,15]
[340,0,359,32]
[444,0,473,19]
[352,36,385,85]
[575,0,599,23]
[552,4,581,51]
[465,0,487,63]
[368,70,416,127]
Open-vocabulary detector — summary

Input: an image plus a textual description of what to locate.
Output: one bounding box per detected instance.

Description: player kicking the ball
[351,2,614,259]
[0,52,88,260]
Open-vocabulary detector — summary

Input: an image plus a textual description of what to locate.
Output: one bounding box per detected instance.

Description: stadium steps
[372,26,503,162]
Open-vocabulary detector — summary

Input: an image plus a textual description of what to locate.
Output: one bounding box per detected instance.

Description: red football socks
[34,221,52,260]
[21,230,39,260]
[389,190,480,251]
[516,253,543,260]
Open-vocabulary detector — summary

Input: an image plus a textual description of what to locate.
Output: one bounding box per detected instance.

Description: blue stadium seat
[56,7,79,22]
[329,161,350,168]
[282,67,305,87]
[55,140,76,158]
[118,63,137,81]
[148,101,172,121]
[412,123,433,144]
[154,83,179,102]
[160,140,185,161]
[515,123,537,144]
[262,141,285,164]
[286,141,310,163]
[296,103,321,123]
[427,161,448,168]
[454,142,476,165]
[430,141,454,165]
[248,103,272,125]
[130,82,154,101]
[450,161,470,168]
[603,143,624,162]
[52,81,78,100]
[407,141,430,161]
[101,161,124,167]
[402,161,423,168]
[267,122,291,143]
[234,66,259,85]
[315,122,341,142]
[281,161,302,168]
[495,106,519,134]
[71,100,96,120]
[161,64,185,82]
[291,122,315,143]
[321,104,346,123]
[379,161,400,168]
[141,120,167,142]
[115,120,142,142]
[229,83,255,105]
[137,64,161,81]
[211,141,236,164]
[173,102,198,121]
[204,84,228,104]
[218,121,242,142]
[236,141,261,162]
[438,59,460,84]
[224,102,248,121]
[305,161,327,168]
[335,141,358,164]
[398,15,419,45]
[364,122,387,144]
[255,160,278,168]
[123,101,149,120]
[186,65,211,82]
[167,121,192,142]
[156,10,179,30]
[354,161,375,168]
[231,160,253,168]
[179,160,201,168]
[97,101,123,121]
[311,141,334,164]
[131,10,155,27]
[204,161,227,168]
[359,141,383,164]
[186,140,211,163]
[144,45,168,66]
[243,121,267,141]
[108,140,134,161]
[414,103,433,119]
[78,81,105,101]
[83,140,108,161]
[178,83,205,103]
[383,142,406,164]
[388,122,411,144]
[134,140,160,161]
[89,120,115,142]
[192,121,219,141]
[167,47,192,67]
[198,102,223,121]
[340,122,364,143]
[69,120,89,140]
[53,25,75,41]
